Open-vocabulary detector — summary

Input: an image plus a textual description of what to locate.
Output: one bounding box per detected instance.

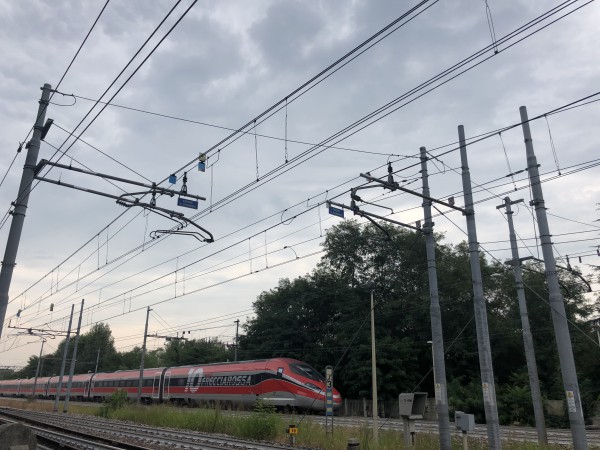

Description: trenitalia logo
[184,368,253,392]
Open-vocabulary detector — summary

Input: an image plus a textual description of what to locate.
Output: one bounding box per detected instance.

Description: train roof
[93,368,166,379]
[0,358,315,383]
[165,357,301,369]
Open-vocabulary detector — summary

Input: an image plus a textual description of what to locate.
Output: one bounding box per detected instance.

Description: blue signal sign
[177,197,198,209]
[328,206,344,218]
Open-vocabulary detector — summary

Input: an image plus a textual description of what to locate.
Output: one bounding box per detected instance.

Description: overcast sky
[0,0,598,368]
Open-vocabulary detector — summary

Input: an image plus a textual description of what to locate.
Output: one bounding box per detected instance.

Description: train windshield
[289,363,325,382]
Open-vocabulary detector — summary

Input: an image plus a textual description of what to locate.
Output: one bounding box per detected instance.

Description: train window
[289,363,326,382]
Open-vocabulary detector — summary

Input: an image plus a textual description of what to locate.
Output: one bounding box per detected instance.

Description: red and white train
[0,358,342,412]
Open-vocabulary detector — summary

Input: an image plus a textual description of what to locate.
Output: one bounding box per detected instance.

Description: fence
[340,397,437,420]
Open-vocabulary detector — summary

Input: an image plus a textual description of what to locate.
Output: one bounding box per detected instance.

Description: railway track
[0,407,293,450]
[0,412,151,450]
[310,415,600,447]
[3,399,600,448]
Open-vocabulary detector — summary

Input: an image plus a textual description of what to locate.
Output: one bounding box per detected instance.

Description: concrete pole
[137,306,151,404]
[458,125,502,449]
[31,338,46,399]
[498,197,547,444]
[64,299,84,412]
[0,84,52,338]
[420,147,451,450]
[234,319,240,362]
[370,290,379,445]
[53,304,75,412]
[520,106,587,450]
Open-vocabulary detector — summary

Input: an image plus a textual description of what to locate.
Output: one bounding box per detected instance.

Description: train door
[163,370,171,400]
[152,372,161,399]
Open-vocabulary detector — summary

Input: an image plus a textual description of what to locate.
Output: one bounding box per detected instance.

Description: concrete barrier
[0,423,37,450]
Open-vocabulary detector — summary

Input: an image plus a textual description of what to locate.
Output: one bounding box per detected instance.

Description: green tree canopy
[241,220,597,424]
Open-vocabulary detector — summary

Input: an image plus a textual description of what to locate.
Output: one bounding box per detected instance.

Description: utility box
[398,392,427,419]
[399,392,427,447]
[454,411,475,432]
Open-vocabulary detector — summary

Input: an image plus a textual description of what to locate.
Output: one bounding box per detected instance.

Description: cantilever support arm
[327,200,422,232]
[360,172,466,214]
[350,185,394,213]
[34,159,205,201]
[35,175,213,242]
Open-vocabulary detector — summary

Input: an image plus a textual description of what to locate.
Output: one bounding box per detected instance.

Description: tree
[242,219,598,426]
[161,338,231,366]
[14,322,120,378]
[74,323,119,373]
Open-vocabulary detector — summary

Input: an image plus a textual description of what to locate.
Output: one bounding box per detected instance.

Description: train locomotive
[0,358,342,412]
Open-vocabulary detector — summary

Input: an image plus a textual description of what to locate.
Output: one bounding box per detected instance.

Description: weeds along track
[311,415,600,447]
[0,407,294,450]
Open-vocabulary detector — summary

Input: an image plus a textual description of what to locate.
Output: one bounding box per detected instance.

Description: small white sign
[566,390,577,413]
[435,383,446,405]
[482,382,494,405]
[482,382,489,401]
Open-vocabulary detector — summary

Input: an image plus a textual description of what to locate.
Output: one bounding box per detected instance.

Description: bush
[98,389,128,417]
[236,400,281,440]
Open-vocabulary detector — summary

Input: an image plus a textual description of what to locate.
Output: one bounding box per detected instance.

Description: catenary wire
[0,0,111,190]
[10,125,600,326]
[8,4,596,326]
[180,2,596,227]
[5,3,600,340]
[0,0,192,232]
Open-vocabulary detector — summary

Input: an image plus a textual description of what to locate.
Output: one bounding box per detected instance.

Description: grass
[0,397,98,415]
[287,420,579,450]
[100,402,283,440]
[0,397,596,449]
